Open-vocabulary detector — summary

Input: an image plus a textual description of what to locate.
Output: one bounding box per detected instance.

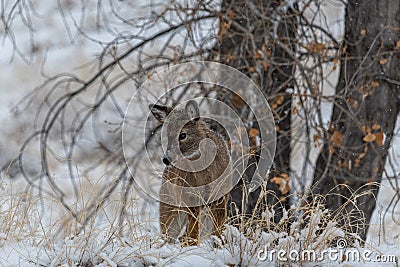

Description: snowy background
[0,0,399,266]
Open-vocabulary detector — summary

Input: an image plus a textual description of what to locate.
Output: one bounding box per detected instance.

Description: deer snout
[162,156,171,165]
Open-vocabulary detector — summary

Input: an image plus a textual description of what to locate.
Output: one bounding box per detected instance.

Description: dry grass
[0,173,374,266]
[218,190,352,266]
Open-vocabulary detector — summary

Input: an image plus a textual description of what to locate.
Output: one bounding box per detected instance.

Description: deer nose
[162,156,171,165]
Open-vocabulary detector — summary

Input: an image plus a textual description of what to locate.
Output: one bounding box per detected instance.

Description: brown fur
[150,101,231,246]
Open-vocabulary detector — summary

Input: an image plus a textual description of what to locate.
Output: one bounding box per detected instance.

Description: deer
[149,100,231,246]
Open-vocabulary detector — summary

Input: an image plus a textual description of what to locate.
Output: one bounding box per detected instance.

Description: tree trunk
[311,0,400,241]
[213,0,297,225]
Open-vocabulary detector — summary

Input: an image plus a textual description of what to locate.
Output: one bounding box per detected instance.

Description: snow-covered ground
[0,0,399,266]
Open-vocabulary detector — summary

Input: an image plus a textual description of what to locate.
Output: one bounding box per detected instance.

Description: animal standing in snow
[150,100,231,246]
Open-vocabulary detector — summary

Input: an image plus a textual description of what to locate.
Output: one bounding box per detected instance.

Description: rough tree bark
[311,1,400,241]
[212,0,297,224]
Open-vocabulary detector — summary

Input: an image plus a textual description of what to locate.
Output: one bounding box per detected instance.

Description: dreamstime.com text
[257,243,398,263]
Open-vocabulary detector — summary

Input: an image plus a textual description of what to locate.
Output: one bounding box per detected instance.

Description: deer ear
[149,104,172,123]
[185,100,200,120]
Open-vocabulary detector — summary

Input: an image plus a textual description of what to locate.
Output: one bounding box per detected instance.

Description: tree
[311,0,400,241]
[210,0,297,225]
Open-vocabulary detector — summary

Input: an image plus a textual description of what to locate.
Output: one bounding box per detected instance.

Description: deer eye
[179,132,187,140]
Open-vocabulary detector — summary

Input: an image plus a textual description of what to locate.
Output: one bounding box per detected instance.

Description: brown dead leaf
[305,42,324,53]
[360,29,367,36]
[271,173,290,195]
[374,132,384,147]
[254,51,262,60]
[276,95,285,105]
[249,128,260,148]
[342,161,349,169]
[361,125,368,133]
[249,128,260,138]
[314,43,324,53]
[280,173,289,180]
[379,58,387,65]
[270,177,283,185]
[363,133,376,143]
[331,131,344,147]
[357,152,365,160]
[372,124,381,130]
[355,158,361,168]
